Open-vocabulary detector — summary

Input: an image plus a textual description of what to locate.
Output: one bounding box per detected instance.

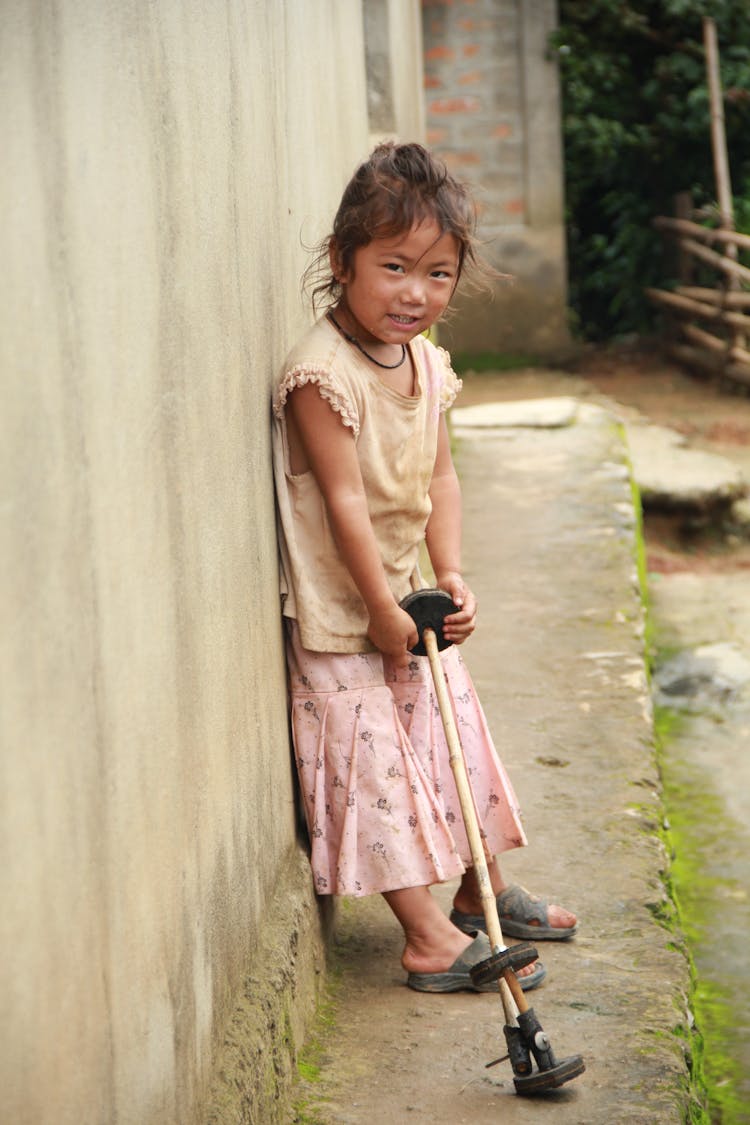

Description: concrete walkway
[293,401,694,1123]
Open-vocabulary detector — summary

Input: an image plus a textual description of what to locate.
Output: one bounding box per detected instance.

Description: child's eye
[385,262,405,273]
[431,269,453,279]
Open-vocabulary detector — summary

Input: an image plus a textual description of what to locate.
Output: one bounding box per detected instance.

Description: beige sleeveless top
[271,316,461,652]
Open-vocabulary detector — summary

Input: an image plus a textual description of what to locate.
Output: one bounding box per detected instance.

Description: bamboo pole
[680,238,750,286]
[704,17,735,231]
[666,342,723,377]
[653,215,750,253]
[677,287,750,309]
[666,345,750,387]
[726,361,750,386]
[703,16,745,350]
[728,343,750,364]
[682,321,750,365]
[673,193,694,285]
[683,322,729,353]
[422,628,524,1022]
[645,287,750,331]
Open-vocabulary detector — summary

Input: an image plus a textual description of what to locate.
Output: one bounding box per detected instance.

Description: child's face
[334,219,459,347]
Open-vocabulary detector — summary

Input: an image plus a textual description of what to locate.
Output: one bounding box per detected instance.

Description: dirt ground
[459,340,750,575]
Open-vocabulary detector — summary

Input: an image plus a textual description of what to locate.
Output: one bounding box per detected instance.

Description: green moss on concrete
[651,696,750,1122]
[593,445,711,1123]
[617,420,654,663]
[655,715,748,1125]
[291,965,342,1124]
[625,459,709,1117]
[620,453,707,1115]
[205,853,332,1125]
[605,431,707,1118]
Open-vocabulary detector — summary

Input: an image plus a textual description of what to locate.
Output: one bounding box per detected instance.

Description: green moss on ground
[291,964,342,1124]
[624,469,710,1119]
[655,713,748,1125]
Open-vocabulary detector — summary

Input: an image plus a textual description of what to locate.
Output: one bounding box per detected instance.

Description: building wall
[422,0,572,359]
[366,0,426,143]
[0,2,423,1122]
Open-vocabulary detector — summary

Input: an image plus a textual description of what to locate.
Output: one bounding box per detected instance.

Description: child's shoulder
[276,316,354,393]
[273,316,360,431]
[280,315,340,373]
[411,333,462,403]
[411,332,456,373]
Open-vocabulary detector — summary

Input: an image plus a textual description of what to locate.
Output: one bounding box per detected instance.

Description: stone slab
[625,422,747,509]
[451,395,579,430]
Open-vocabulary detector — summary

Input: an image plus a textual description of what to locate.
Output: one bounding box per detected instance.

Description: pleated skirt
[286,620,526,897]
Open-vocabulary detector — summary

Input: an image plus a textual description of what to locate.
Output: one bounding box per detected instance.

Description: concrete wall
[422,0,572,359]
[366,0,426,143]
[0,2,423,1122]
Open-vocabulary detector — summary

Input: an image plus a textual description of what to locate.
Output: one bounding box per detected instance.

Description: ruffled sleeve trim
[273,364,360,436]
[436,346,463,412]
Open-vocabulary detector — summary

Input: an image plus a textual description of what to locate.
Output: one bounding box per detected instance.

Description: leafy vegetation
[553,2,750,339]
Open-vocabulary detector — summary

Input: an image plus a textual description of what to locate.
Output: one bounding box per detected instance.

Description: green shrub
[553,2,750,339]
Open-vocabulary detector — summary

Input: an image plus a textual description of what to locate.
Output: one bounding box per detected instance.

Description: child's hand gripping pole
[400,583,586,1094]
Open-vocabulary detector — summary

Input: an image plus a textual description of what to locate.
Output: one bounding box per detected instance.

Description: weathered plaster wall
[422,0,572,359]
[365,0,425,148]
[0,2,423,1122]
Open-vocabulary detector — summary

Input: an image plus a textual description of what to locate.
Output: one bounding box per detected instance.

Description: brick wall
[424,0,525,225]
[422,0,572,359]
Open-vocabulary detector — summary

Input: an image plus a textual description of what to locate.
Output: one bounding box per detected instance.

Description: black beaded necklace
[327,311,407,370]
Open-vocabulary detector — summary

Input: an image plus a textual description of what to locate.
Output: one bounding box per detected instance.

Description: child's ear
[329,238,348,284]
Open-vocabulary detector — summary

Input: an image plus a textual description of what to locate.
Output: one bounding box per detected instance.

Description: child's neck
[328,308,416,396]
[328,308,402,367]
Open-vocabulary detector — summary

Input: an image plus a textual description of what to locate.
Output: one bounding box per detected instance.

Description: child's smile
[333,219,459,363]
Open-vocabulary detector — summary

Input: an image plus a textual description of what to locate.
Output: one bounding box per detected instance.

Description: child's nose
[403,273,426,303]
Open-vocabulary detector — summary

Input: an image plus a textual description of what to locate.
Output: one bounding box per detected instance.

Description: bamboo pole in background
[703,15,745,350]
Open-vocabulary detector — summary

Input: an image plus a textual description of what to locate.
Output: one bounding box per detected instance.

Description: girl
[272,142,576,993]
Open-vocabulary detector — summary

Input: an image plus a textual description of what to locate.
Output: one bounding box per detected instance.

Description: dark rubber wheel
[513,1054,586,1095]
[470,942,539,986]
[399,588,459,655]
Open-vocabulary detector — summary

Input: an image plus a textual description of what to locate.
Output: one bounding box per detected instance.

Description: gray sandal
[406,932,546,993]
[449,884,577,942]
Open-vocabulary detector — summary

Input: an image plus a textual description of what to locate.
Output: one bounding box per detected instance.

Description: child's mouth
[390,314,418,326]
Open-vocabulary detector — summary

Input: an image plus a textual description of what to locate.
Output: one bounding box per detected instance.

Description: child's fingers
[436,575,475,615]
[443,592,477,644]
[443,576,467,607]
[367,609,419,664]
[444,621,475,642]
[445,590,477,623]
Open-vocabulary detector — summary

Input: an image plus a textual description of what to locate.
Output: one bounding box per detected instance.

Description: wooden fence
[646,19,750,390]
[647,216,750,388]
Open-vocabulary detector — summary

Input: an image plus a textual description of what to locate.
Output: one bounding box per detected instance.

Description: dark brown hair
[304,141,489,312]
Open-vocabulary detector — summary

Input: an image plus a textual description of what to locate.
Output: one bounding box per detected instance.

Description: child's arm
[286,383,418,663]
[426,415,477,645]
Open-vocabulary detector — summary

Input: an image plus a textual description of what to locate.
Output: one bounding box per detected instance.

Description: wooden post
[703,16,745,352]
[704,17,734,230]
[674,192,694,286]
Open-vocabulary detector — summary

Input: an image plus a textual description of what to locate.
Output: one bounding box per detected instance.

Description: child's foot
[400,927,545,989]
[405,932,546,993]
[451,884,577,941]
[400,926,474,977]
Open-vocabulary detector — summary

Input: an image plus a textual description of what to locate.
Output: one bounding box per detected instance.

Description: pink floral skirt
[286,621,526,897]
